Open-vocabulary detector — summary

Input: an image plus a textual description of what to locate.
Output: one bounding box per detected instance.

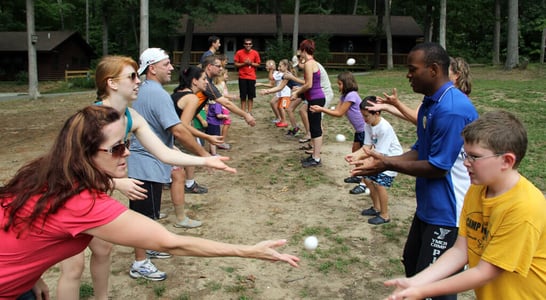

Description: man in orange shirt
[233,38,261,114]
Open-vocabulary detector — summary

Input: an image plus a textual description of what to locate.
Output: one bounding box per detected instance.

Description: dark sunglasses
[244,43,252,45]
[98,140,130,157]
[114,72,138,81]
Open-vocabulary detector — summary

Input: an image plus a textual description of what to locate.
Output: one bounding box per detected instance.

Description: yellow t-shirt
[459,176,546,299]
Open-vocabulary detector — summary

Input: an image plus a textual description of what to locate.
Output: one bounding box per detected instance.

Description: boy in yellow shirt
[385,111,546,299]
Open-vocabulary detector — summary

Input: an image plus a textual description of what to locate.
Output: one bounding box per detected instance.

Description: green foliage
[79,282,94,299]
[14,71,28,85]
[264,37,294,62]
[302,33,332,63]
[68,77,95,89]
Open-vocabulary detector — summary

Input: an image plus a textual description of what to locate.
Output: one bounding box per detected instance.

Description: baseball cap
[137,48,169,75]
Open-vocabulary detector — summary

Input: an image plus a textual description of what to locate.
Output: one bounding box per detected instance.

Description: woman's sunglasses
[113,72,138,81]
[98,140,130,157]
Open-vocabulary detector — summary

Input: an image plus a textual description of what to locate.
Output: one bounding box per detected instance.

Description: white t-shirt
[273,71,291,97]
[364,117,403,177]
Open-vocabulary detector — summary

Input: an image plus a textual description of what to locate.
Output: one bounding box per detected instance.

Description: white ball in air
[304,236,318,250]
[336,134,346,142]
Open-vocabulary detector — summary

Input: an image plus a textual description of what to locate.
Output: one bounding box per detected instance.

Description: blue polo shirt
[411,82,478,227]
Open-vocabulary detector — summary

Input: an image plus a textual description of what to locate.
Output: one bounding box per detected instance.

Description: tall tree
[493,0,501,65]
[439,0,446,48]
[140,0,149,54]
[292,0,300,54]
[273,0,283,45]
[385,0,393,69]
[505,0,519,70]
[26,0,40,99]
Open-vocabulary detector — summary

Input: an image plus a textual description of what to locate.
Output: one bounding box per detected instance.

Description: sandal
[299,137,311,143]
[361,206,380,216]
[344,176,362,183]
[368,215,390,225]
[299,144,313,150]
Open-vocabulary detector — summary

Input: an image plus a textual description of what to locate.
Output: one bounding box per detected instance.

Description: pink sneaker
[276,122,288,128]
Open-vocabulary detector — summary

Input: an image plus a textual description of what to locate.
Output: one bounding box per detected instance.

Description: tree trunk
[101,8,108,56]
[493,0,501,65]
[424,3,434,42]
[26,0,40,99]
[385,0,393,69]
[140,0,149,54]
[504,0,519,70]
[274,0,283,45]
[439,0,446,48]
[180,18,194,71]
[540,27,546,64]
[352,0,358,15]
[292,0,300,55]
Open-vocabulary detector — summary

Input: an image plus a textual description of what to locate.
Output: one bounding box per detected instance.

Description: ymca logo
[435,228,451,240]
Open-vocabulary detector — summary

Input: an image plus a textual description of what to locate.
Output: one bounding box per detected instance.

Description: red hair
[299,39,315,55]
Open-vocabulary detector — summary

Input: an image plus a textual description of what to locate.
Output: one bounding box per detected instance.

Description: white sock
[133,259,147,267]
[185,179,195,188]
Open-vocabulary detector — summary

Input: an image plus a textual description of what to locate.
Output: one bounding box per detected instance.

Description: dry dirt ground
[0,87,475,299]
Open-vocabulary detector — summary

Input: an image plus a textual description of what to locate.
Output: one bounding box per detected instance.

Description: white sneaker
[129,259,167,281]
[146,250,172,259]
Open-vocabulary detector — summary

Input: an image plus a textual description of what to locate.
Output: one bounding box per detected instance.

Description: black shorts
[238,78,256,100]
[128,180,163,219]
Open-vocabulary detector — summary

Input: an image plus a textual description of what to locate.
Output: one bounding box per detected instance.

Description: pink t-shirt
[0,190,127,299]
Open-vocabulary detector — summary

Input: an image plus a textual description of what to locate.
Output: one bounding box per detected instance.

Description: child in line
[260,59,294,128]
[310,71,367,181]
[205,100,229,156]
[345,96,403,225]
[214,68,237,150]
[192,103,208,146]
[385,110,546,299]
[256,59,280,123]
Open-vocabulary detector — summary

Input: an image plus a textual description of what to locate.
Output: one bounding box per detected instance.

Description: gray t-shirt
[127,80,181,183]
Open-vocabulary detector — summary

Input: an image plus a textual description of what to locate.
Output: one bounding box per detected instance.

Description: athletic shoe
[343,176,362,183]
[129,259,167,281]
[302,158,321,168]
[300,155,314,163]
[146,250,172,259]
[271,118,280,123]
[276,122,288,128]
[185,182,208,194]
[292,127,300,135]
[350,185,370,195]
[173,216,203,228]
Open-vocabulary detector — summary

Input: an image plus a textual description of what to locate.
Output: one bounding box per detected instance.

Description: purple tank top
[304,68,325,101]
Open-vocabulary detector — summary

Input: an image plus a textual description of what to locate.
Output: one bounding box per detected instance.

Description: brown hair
[95,56,138,101]
[449,57,472,95]
[1,106,121,235]
[462,110,527,168]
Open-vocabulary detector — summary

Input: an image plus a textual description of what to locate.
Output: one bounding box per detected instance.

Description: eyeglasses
[244,43,252,45]
[114,72,138,81]
[98,140,130,158]
[212,64,223,68]
[461,151,503,163]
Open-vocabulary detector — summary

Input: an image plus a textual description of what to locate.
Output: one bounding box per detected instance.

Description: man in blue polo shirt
[351,42,478,300]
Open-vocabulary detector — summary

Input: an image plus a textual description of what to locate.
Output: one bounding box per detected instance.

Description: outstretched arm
[376,88,419,125]
[85,210,300,267]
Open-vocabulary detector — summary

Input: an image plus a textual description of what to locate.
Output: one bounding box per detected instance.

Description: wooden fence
[65,70,93,81]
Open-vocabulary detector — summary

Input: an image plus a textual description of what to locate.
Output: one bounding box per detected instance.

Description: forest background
[1,0,545,69]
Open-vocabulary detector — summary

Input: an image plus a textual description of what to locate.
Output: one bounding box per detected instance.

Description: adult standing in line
[199,35,221,67]
[57,55,224,298]
[290,39,326,168]
[127,48,217,280]
[0,105,300,300]
[284,51,333,144]
[201,55,256,126]
[233,38,261,114]
[349,42,478,300]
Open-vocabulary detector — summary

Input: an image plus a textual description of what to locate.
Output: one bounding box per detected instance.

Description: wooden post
[541,27,546,64]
